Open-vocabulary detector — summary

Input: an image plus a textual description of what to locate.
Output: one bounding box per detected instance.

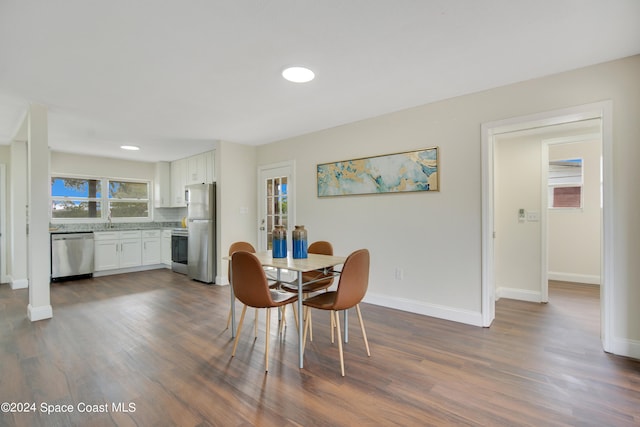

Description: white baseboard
[548,272,600,285]
[609,337,640,360]
[215,275,229,286]
[93,264,166,277]
[28,303,52,321]
[496,287,542,303]
[11,278,28,290]
[363,292,483,327]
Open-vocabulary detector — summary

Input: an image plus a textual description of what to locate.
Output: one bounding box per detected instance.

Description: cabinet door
[142,238,161,265]
[204,151,215,183]
[154,161,171,208]
[171,158,187,206]
[120,238,142,268]
[161,231,172,265]
[187,155,206,185]
[94,240,119,271]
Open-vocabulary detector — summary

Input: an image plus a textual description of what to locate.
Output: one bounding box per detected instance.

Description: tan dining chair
[230,250,298,372]
[226,242,259,335]
[302,248,371,376]
[226,242,288,335]
[280,241,335,339]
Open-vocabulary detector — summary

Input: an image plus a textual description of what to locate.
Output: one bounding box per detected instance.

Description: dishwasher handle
[52,233,94,241]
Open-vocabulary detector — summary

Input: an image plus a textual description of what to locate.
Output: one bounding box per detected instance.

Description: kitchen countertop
[49,222,181,233]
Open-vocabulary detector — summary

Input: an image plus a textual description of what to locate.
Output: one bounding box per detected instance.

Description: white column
[10,139,29,289]
[27,104,52,321]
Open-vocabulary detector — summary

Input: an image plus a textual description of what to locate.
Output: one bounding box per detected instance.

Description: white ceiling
[1,1,639,162]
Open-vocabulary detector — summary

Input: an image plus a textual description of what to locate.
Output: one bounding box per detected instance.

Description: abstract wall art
[317,147,439,197]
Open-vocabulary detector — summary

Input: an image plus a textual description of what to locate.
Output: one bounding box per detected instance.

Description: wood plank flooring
[1,272,639,426]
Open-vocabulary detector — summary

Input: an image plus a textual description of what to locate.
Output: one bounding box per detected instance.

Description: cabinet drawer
[142,229,161,238]
[94,231,119,241]
[119,230,142,239]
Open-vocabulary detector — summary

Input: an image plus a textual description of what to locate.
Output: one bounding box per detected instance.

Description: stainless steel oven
[171,228,188,274]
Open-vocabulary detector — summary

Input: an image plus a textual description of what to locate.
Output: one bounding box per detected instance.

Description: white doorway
[481,101,614,353]
[492,121,602,304]
[257,161,296,252]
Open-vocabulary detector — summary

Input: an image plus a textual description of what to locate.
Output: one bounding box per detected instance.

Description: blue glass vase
[292,225,308,259]
[272,225,287,258]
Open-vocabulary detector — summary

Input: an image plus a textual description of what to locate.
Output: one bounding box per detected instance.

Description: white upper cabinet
[204,150,216,183]
[156,150,215,208]
[171,158,187,207]
[154,161,171,208]
[187,154,206,185]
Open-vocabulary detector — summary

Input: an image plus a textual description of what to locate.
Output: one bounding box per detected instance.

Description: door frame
[481,101,613,353]
[256,160,296,251]
[0,164,6,283]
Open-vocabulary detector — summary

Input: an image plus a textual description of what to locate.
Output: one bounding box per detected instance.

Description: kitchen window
[51,176,150,222]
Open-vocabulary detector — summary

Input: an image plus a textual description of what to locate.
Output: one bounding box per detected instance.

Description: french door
[257,161,295,252]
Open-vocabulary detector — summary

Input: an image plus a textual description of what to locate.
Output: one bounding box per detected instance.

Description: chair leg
[333,310,345,376]
[292,304,297,327]
[254,308,259,339]
[307,307,313,341]
[279,305,286,335]
[265,308,271,372]
[330,311,335,343]
[355,304,371,357]
[292,304,300,332]
[226,305,232,330]
[303,306,310,350]
[231,305,248,357]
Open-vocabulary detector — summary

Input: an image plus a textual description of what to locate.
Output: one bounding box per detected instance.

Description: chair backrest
[303,241,335,286]
[308,241,333,256]
[231,251,273,309]
[228,241,255,282]
[332,249,370,310]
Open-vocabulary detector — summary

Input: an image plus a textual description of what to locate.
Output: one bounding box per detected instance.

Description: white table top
[225,251,346,272]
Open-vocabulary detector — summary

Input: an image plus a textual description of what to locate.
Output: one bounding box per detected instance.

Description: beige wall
[216,140,257,284]
[256,55,640,356]
[50,151,155,179]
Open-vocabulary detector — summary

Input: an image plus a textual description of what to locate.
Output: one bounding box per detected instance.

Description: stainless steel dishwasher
[51,232,94,281]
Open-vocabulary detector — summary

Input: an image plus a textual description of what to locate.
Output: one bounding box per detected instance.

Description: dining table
[227,250,347,369]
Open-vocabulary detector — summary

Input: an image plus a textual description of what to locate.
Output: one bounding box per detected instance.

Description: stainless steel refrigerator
[186,183,216,283]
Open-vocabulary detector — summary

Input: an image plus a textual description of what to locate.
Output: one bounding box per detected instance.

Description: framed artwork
[317,147,439,197]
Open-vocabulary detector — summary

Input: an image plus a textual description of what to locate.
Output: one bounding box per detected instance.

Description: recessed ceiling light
[120,145,140,151]
[282,66,315,83]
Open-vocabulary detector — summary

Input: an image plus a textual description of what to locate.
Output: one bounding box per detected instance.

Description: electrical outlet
[395,267,404,280]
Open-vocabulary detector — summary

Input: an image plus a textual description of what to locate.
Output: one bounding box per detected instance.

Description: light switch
[527,211,539,222]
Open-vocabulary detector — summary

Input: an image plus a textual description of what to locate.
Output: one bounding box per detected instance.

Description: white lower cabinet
[94,231,144,272]
[142,230,161,265]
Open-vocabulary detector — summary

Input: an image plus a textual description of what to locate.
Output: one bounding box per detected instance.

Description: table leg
[298,272,304,369]
[344,310,348,343]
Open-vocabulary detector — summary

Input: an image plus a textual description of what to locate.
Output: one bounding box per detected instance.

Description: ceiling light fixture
[282,66,315,83]
[120,145,140,151]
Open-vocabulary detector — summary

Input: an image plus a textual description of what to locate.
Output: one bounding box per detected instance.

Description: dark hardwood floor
[1,272,639,426]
